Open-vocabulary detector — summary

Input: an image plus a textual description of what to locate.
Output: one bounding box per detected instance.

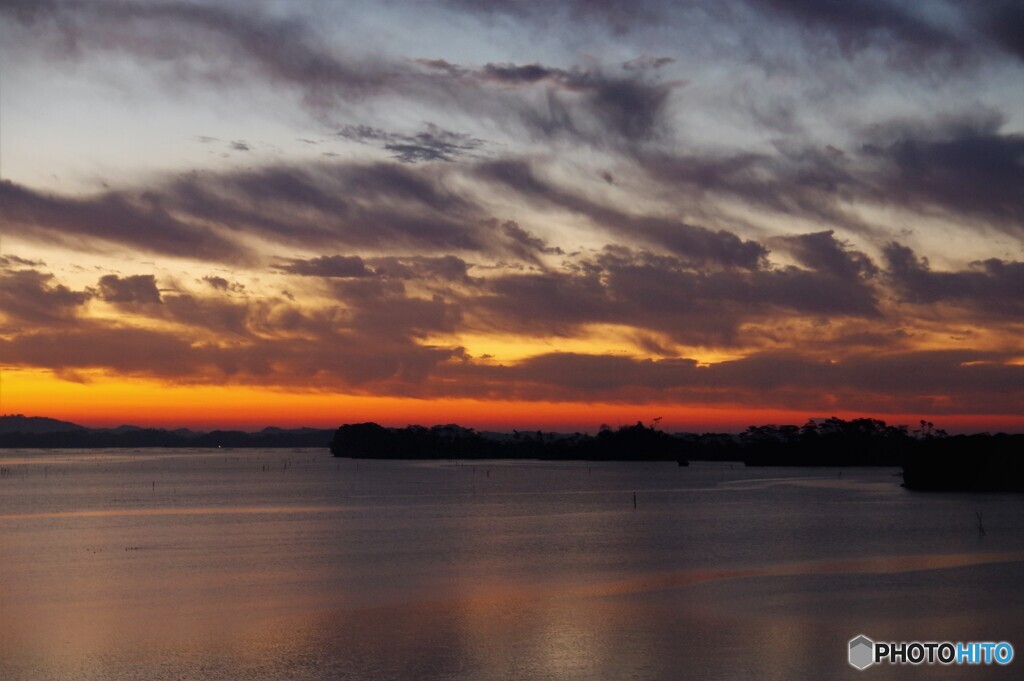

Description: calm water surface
[1,449,1022,680]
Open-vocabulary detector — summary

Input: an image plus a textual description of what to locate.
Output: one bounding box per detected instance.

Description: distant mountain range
[0,415,335,448]
[0,415,88,434]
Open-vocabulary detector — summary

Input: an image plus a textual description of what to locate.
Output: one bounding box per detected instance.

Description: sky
[1,0,1022,432]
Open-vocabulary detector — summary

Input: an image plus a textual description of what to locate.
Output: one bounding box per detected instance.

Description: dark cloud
[95,274,162,305]
[0,268,91,328]
[583,77,672,141]
[3,0,391,111]
[482,62,560,84]
[413,58,464,75]
[622,56,675,71]
[985,2,1024,60]
[0,180,243,261]
[0,253,1016,415]
[499,221,564,264]
[473,241,880,344]
[477,159,767,267]
[636,113,1024,238]
[1,163,493,262]
[443,0,665,34]
[436,349,1024,414]
[338,123,485,163]
[476,62,677,142]
[758,0,958,54]
[342,287,462,340]
[0,273,465,387]
[476,270,613,337]
[162,294,251,337]
[0,254,43,268]
[777,231,876,280]
[861,116,1024,232]
[3,1,672,147]
[367,255,472,283]
[0,325,205,377]
[639,146,874,236]
[278,255,374,278]
[884,243,1024,318]
[3,0,1020,421]
[2,161,625,265]
[202,275,246,293]
[0,0,60,29]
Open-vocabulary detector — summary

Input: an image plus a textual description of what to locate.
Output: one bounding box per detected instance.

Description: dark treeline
[329,417,924,465]
[4,415,1021,491]
[729,419,1024,491]
[330,421,685,462]
[0,428,336,449]
[902,433,1024,492]
[330,418,1024,492]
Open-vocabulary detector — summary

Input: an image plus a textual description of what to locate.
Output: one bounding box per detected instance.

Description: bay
[1,449,1022,680]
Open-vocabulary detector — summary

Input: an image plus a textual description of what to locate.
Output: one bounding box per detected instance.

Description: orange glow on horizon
[3,367,1022,434]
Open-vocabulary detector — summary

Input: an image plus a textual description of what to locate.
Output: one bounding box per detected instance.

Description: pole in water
[633,492,637,510]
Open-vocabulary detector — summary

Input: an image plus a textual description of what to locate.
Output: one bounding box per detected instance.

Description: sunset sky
[1,0,1022,432]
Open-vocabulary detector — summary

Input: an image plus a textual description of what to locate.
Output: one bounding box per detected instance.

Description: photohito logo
[848,635,1014,670]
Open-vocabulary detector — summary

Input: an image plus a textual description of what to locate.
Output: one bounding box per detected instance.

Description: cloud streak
[2,0,1022,428]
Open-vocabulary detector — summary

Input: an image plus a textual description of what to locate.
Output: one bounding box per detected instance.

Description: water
[1,449,1022,680]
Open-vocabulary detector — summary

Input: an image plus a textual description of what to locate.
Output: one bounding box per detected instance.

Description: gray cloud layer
[1,0,1021,421]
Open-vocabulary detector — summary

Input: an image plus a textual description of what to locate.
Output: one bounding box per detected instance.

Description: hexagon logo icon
[849,635,875,670]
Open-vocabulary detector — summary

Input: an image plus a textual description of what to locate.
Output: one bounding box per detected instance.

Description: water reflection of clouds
[4,455,1024,680]
[718,476,900,495]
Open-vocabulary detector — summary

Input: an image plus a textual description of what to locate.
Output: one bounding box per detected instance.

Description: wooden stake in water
[633,492,637,510]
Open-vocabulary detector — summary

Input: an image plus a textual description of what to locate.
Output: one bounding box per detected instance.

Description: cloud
[202,275,246,293]
[756,0,960,55]
[475,60,679,142]
[0,254,44,268]
[0,248,1018,417]
[477,159,767,267]
[0,0,391,111]
[277,255,374,278]
[884,243,1024,318]
[7,155,784,268]
[0,180,244,261]
[0,268,92,329]
[367,255,472,283]
[472,241,880,344]
[2,163,499,262]
[95,274,162,305]
[481,62,560,84]
[442,0,666,34]
[633,111,1024,240]
[2,0,1021,424]
[161,294,252,337]
[498,221,564,264]
[436,349,1024,414]
[0,325,204,377]
[638,146,876,236]
[282,253,473,284]
[861,115,1024,232]
[338,123,486,163]
[3,1,677,148]
[777,231,876,279]
[984,2,1024,61]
